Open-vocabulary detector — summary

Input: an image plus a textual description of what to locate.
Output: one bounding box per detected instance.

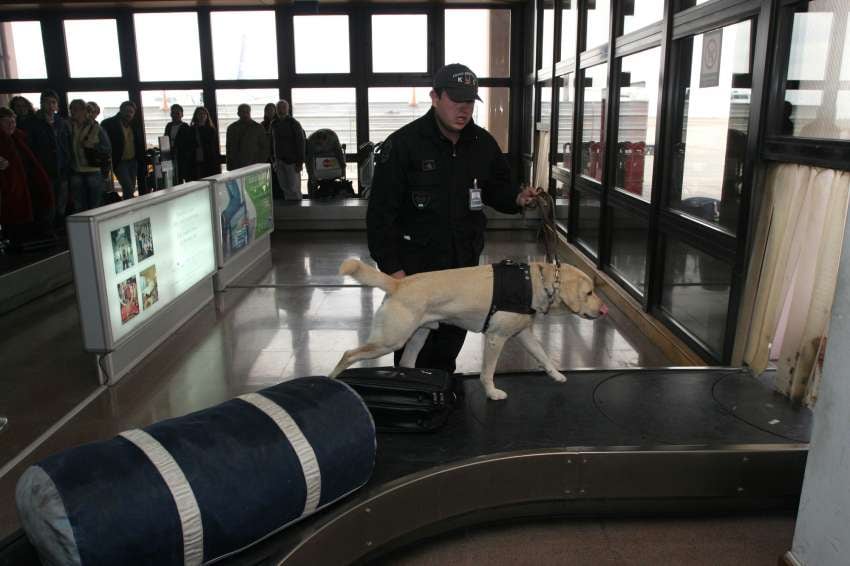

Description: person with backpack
[270,100,305,201]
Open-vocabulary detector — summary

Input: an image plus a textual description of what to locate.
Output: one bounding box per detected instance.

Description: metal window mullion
[196,8,217,129]
[646,0,677,314]
[599,0,619,271]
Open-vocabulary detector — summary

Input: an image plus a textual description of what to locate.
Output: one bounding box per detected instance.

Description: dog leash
[531,190,561,268]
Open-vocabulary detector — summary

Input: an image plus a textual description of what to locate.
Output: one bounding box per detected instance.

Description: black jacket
[271,115,305,166]
[19,114,59,179]
[176,124,222,181]
[101,114,145,183]
[366,108,519,276]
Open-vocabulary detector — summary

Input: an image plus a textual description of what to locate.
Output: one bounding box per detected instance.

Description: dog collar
[538,264,560,314]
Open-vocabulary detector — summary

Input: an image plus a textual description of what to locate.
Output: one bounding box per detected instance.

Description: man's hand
[0,156,8,171]
[390,270,406,279]
[516,183,542,207]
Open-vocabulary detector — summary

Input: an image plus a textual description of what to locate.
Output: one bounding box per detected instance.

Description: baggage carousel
[0,367,811,565]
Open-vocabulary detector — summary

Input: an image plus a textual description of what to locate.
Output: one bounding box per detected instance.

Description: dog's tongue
[600,304,609,316]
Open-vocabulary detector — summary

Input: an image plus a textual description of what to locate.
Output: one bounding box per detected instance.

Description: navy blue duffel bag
[16,377,375,566]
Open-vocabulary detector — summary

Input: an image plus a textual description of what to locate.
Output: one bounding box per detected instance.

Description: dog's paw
[487,388,508,401]
[550,371,567,383]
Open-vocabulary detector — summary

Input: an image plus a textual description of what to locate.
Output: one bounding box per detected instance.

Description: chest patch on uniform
[422,159,436,172]
[482,260,536,332]
[411,191,431,209]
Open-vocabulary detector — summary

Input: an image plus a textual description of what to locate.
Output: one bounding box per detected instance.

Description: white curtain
[739,163,850,405]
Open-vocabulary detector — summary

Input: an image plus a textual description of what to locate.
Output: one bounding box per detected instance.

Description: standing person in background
[9,96,35,126]
[23,90,70,229]
[177,107,221,181]
[86,102,114,197]
[0,107,53,244]
[164,104,188,183]
[68,99,111,213]
[225,103,268,171]
[261,103,282,199]
[271,100,305,201]
[101,101,145,200]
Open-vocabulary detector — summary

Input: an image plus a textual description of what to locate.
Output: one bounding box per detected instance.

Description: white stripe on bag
[121,429,204,566]
[239,393,322,515]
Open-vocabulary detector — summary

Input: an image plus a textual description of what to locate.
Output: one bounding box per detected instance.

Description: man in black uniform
[367,63,540,374]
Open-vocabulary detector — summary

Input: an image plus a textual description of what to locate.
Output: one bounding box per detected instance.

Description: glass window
[620,0,663,36]
[609,205,648,294]
[367,86,431,142]
[216,89,280,153]
[579,63,608,182]
[372,15,427,73]
[781,2,850,139]
[661,235,732,357]
[615,47,661,201]
[64,19,121,78]
[445,9,510,78]
[0,21,47,79]
[0,92,41,114]
[294,16,349,74]
[560,0,578,62]
[292,88,356,149]
[539,82,552,128]
[669,20,751,234]
[67,91,129,123]
[680,0,714,9]
[557,73,575,170]
[576,189,601,256]
[585,0,611,51]
[540,3,555,71]
[135,13,201,82]
[476,87,510,153]
[555,179,569,222]
[211,11,277,80]
[141,90,203,148]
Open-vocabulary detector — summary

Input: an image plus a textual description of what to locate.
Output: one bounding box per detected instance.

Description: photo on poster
[139,265,159,310]
[117,275,140,324]
[221,178,250,259]
[111,225,134,274]
[134,217,155,262]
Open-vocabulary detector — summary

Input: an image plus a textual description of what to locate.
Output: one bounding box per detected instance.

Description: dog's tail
[340,259,400,295]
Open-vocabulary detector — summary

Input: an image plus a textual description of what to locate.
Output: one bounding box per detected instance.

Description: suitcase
[337,367,456,432]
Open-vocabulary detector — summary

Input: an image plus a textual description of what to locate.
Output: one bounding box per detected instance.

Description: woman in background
[177,107,221,181]
[261,102,282,198]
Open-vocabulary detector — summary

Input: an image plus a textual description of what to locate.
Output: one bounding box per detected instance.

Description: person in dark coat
[176,107,221,181]
[271,100,305,200]
[101,101,146,200]
[17,90,70,228]
[366,63,539,374]
[164,104,188,183]
[0,107,54,243]
[261,103,282,198]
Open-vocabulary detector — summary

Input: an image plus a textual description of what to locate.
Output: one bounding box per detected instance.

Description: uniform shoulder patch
[376,139,393,164]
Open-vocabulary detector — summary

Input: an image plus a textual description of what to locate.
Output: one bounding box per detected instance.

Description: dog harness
[481,260,536,332]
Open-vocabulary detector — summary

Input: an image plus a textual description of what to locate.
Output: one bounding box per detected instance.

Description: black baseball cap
[433,63,482,102]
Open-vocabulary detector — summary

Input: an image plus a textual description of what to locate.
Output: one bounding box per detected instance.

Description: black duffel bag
[338,367,456,432]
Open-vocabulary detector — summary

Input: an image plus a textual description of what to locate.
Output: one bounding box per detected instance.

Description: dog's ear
[558,265,584,313]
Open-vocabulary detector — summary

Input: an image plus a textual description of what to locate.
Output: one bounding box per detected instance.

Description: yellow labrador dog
[329,259,608,400]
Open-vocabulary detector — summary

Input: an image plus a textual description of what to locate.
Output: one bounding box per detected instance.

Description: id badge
[469,187,483,211]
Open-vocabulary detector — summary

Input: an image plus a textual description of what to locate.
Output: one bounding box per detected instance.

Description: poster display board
[208,163,274,266]
[68,181,216,352]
